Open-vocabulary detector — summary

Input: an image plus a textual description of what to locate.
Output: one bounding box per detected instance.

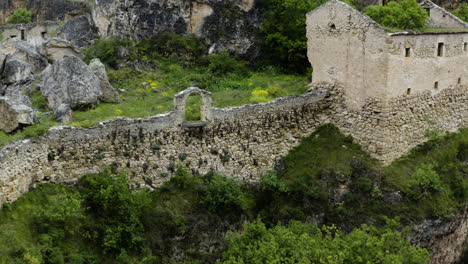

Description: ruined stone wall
[306,0,391,109]
[1,83,467,206]
[421,0,468,28]
[0,22,59,46]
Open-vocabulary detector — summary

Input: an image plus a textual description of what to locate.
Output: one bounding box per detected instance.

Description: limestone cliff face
[92,0,262,56]
[0,0,89,24]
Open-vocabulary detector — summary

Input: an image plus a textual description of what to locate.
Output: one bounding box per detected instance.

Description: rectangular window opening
[405,47,411,57]
[458,78,461,85]
[406,88,411,95]
[424,8,430,15]
[10,35,16,39]
[464,42,467,52]
[434,81,438,89]
[41,32,47,39]
[437,42,444,57]
[21,29,25,40]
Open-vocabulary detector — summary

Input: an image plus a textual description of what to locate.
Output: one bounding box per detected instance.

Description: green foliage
[83,39,136,68]
[365,0,428,30]
[78,169,151,255]
[208,51,250,78]
[0,35,4,41]
[136,34,207,65]
[452,3,468,22]
[8,8,32,24]
[201,173,252,214]
[261,0,325,73]
[410,164,443,197]
[218,219,429,264]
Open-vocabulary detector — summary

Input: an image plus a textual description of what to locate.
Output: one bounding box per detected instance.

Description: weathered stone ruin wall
[0,22,60,46]
[421,0,468,28]
[387,32,468,98]
[1,83,467,206]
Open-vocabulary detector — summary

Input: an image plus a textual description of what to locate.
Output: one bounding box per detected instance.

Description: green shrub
[8,8,32,24]
[137,34,207,64]
[202,173,251,214]
[218,219,429,264]
[365,0,428,30]
[410,164,443,197]
[452,3,468,22]
[208,51,250,78]
[83,39,136,68]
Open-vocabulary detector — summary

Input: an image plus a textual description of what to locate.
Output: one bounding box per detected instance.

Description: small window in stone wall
[10,35,17,39]
[405,48,411,57]
[406,88,411,95]
[41,32,47,39]
[21,30,25,40]
[464,43,467,52]
[330,23,336,30]
[434,81,439,89]
[424,8,430,15]
[437,43,444,57]
[458,78,462,85]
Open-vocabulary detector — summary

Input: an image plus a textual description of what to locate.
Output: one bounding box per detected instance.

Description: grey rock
[12,41,49,72]
[0,96,35,133]
[5,88,33,108]
[41,56,102,109]
[40,38,81,64]
[1,54,33,85]
[57,16,99,48]
[54,103,73,123]
[89,58,121,103]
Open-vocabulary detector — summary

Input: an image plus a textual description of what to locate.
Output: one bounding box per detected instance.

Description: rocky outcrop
[1,54,33,85]
[57,15,99,48]
[92,0,263,56]
[54,103,73,123]
[89,58,121,103]
[41,56,101,109]
[0,0,89,24]
[411,209,468,264]
[39,39,81,64]
[0,95,35,133]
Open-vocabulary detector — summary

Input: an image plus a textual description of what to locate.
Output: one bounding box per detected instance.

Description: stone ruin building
[307,0,468,108]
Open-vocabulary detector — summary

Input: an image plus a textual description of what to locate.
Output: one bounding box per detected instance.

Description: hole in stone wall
[10,35,17,39]
[21,30,25,40]
[437,42,444,57]
[330,23,336,30]
[405,47,411,57]
[406,88,411,95]
[424,8,430,15]
[464,42,467,52]
[185,93,202,121]
[458,78,461,85]
[41,32,47,39]
[434,81,438,89]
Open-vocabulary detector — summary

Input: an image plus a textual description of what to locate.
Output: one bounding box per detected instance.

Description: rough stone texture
[0,0,89,24]
[0,21,60,47]
[421,0,468,28]
[12,40,49,72]
[411,209,468,264]
[92,0,262,56]
[306,0,468,109]
[0,96,35,133]
[54,104,73,123]
[40,39,81,64]
[89,58,121,103]
[41,56,102,109]
[56,15,99,48]
[1,54,33,85]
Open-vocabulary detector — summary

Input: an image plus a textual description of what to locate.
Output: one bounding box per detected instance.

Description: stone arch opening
[173,87,213,127]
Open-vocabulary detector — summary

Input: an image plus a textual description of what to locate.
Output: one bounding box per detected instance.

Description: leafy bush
[8,8,32,24]
[202,173,252,214]
[365,0,428,30]
[218,219,429,264]
[137,34,207,64]
[208,51,250,78]
[83,39,136,68]
[452,3,468,22]
[410,164,443,197]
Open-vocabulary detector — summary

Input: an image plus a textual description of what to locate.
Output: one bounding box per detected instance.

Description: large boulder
[0,96,35,133]
[40,39,81,64]
[57,16,99,48]
[89,58,121,103]
[1,54,33,85]
[12,41,49,72]
[41,56,102,109]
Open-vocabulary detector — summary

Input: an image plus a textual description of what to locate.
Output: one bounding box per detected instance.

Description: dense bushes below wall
[0,125,466,263]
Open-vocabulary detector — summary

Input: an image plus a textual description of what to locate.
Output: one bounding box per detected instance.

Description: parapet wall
[0,84,467,204]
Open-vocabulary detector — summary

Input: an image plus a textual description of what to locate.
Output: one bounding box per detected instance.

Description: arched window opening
[185,93,202,121]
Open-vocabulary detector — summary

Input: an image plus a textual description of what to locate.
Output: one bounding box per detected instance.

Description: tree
[452,3,468,22]
[365,0,428,30]
[8,8,33,24]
